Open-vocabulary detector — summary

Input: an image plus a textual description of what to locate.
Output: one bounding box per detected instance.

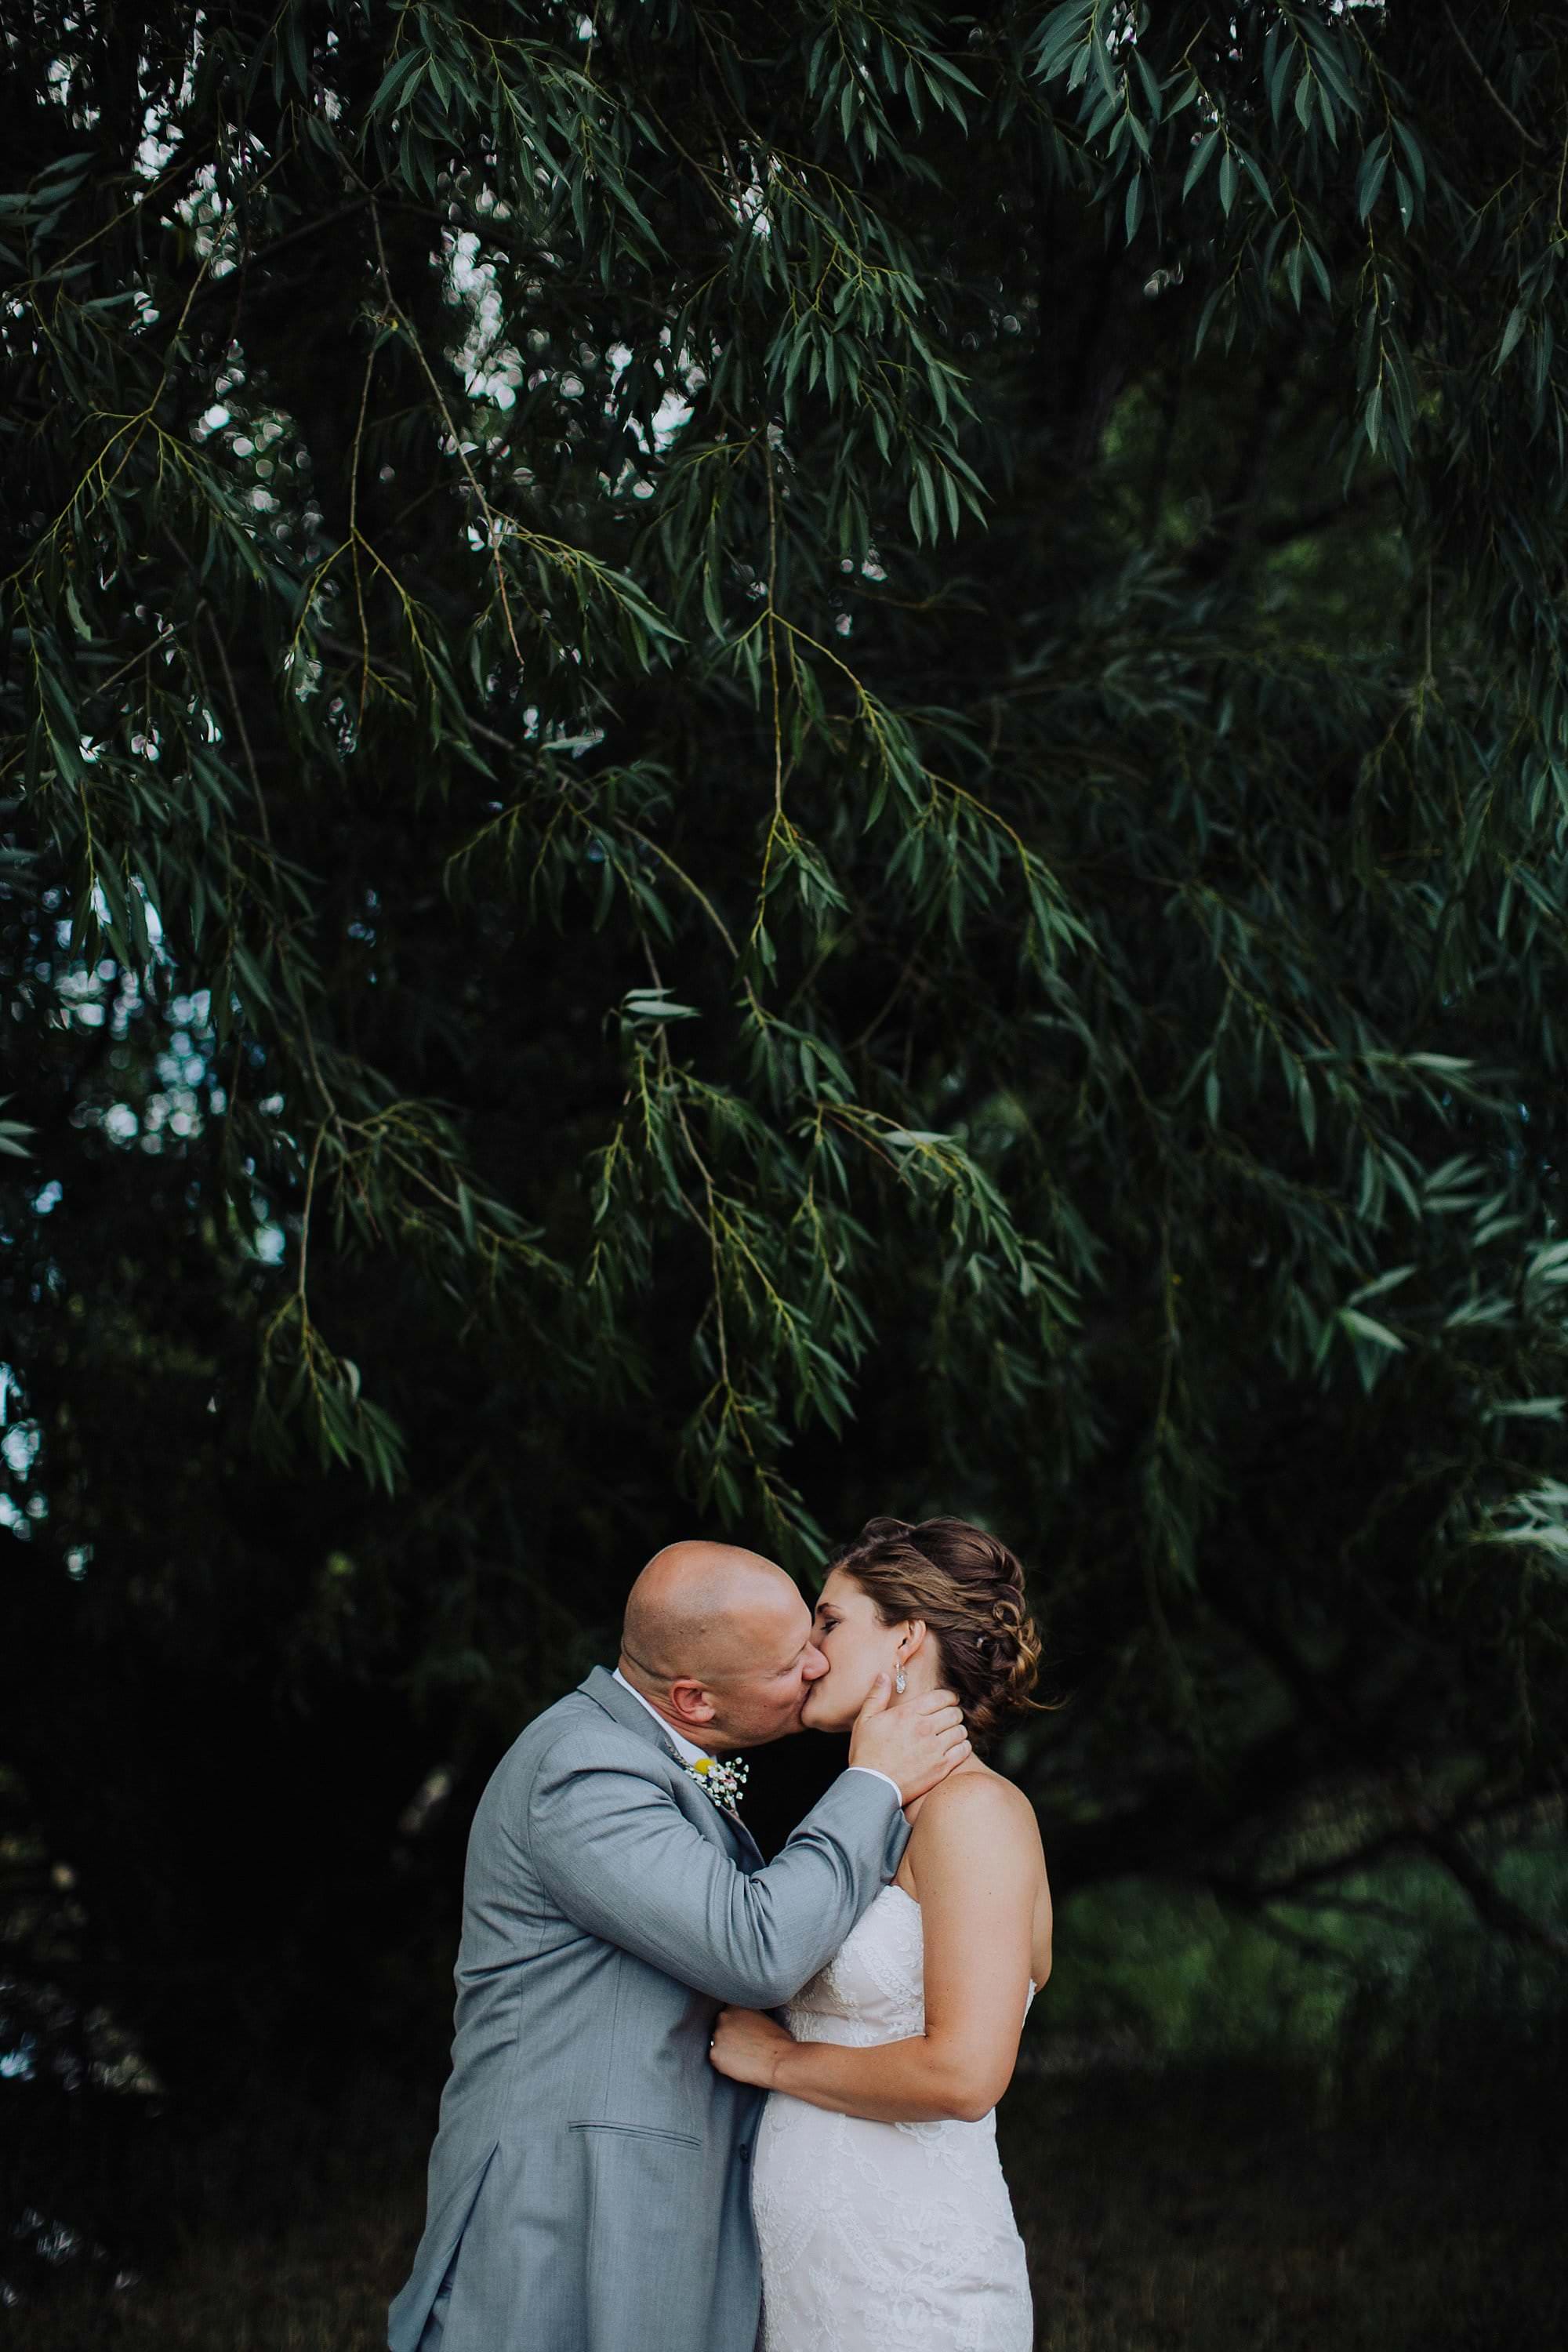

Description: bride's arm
[711,1774,1047,2125]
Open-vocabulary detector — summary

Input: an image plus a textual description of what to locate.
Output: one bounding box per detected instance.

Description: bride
[710,1514,1051,2351]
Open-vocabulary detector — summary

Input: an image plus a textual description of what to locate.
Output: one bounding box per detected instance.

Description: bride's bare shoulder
[906,1761,1039,1847]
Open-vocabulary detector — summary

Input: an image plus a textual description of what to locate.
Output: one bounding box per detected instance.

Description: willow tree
[3,1,1567,2091]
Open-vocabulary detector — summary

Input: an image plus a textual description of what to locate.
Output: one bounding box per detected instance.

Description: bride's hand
[709,2005,793,2089]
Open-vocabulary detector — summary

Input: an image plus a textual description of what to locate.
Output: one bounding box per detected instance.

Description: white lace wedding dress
[750,1882,1036,2350]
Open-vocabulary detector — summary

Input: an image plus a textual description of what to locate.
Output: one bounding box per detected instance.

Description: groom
[387,1538,970,2352]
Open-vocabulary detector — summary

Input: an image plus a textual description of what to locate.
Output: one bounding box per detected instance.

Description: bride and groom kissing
[389,1514,1052,2352]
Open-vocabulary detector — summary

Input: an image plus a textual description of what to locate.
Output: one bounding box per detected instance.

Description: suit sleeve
[527,1746,909,2007]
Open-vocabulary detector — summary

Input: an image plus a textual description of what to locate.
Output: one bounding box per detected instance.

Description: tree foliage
[4,0,1568,2089]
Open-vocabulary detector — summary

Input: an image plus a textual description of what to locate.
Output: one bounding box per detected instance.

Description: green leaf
[622,988,700,1022]
[1182,128,1219,199]
[0,1097,34,1158]
[368,46,425,114]
[1339,1307,1406,1352]
[1392,119,1427,195]
[1218,149,1238,214]
[1348,1264,1417,1306]
[1356,137,1389,222]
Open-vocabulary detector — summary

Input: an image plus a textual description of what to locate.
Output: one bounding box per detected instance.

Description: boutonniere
[687,1755,749,1812]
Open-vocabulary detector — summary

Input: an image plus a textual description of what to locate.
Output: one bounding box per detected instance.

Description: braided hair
[826,1515,1046,1751]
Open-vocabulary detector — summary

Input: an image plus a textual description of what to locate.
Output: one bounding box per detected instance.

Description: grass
[5,2058,1562,2350]
[1004,2062,1562,2351]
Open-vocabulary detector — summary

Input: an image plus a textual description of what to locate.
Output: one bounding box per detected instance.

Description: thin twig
[1441,5,1546,151]
[201,607,270,848]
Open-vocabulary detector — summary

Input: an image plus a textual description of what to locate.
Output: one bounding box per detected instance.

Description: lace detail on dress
[786,1876,927,2046]
[751,1883,1035,2352]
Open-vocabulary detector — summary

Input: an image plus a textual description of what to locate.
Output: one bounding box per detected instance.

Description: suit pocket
[567,2118,702,2150]
[571,2119,718,2346]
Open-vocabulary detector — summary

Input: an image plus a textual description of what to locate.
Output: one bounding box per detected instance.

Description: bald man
[389,1541,971,2352]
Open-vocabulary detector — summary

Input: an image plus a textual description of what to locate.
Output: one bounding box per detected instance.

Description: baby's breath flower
[686,1755,749,1812]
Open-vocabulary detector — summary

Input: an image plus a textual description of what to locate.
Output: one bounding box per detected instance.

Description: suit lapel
[578,1664,691,1758]
[720,1804,764,1869]
[579,1666,764,1867]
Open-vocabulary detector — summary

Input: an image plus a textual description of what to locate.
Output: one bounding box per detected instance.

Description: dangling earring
[894,1651,907,1695]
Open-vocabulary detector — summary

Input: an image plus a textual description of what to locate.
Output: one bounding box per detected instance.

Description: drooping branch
[1402,1802,1568,1962]
[1201,1563,1568,1963]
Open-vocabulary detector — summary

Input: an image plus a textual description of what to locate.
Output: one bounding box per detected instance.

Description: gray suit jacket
[387,1665,910,2352]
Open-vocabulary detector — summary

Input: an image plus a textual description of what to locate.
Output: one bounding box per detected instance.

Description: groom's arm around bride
[388,1539,970,2352]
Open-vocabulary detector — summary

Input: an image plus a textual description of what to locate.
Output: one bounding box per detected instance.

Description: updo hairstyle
[826,1515,1045,1751]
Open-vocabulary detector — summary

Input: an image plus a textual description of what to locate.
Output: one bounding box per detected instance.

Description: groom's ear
[666,1675,718,1730]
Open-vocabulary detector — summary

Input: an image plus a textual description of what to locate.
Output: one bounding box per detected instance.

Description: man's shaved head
[621,1539,800,1686]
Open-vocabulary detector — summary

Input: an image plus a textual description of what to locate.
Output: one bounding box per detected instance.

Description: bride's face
[799,1568,906,1733]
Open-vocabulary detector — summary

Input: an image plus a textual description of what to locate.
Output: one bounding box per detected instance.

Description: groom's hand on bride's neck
[848,1674,971,1804]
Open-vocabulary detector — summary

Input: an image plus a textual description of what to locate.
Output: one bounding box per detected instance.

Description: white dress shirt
[611,1666,902,1802]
